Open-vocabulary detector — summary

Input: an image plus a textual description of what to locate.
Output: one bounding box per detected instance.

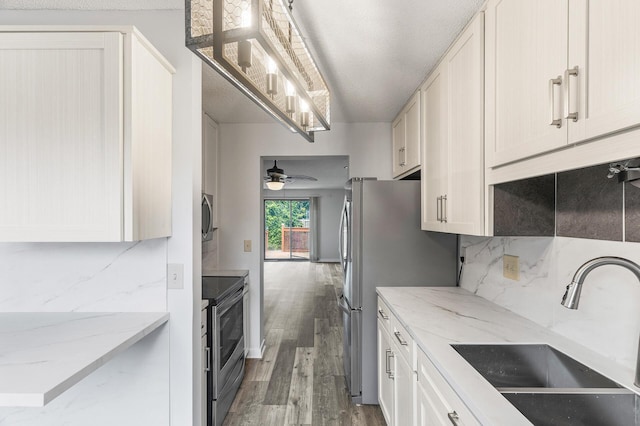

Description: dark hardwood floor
[223,262,386,426]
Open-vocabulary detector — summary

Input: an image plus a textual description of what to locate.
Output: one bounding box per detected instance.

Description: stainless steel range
[203,275,245,426]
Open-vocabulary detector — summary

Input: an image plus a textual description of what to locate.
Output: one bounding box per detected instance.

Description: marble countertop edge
[0,312,169,408]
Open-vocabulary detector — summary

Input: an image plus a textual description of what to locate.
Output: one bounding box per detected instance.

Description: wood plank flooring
[223,262,386,426]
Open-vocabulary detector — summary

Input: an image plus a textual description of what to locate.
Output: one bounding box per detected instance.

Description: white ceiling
[3,0,485,125]
[262,156,349,191]
[203,0,485,124]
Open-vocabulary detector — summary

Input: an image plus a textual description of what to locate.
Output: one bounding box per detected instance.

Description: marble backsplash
[0,239,168,312]
[460,235,640,371]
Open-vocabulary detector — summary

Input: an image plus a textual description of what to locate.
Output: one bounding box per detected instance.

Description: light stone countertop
[0,312,169,407]
[377,287,639,425]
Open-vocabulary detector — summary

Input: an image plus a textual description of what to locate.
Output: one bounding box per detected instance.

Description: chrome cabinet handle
[388,351,395,379]
[205,347,211,372]
[394,331,408,346]
[385,349,392,375]
[436,196,442,222]
[378,308,389,320]
[442,194,448,223]
[448,411,460,425]
[549,75,563,128]
[564,66,579,122]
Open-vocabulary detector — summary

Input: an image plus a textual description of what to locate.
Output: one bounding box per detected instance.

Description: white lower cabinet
[377,318,395,424]
[416,349,479,426]
[378,297,416,426]
[378,296,478,426]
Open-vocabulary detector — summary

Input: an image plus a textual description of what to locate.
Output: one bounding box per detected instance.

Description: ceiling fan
[264,160,317,190]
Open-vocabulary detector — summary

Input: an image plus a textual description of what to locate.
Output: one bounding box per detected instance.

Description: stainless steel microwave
[202,193,215,241]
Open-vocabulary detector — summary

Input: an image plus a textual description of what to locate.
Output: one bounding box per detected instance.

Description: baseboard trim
[247,339,266,359]
[318,258,340,263]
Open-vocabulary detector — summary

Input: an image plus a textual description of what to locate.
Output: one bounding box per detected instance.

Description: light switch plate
[168,263,184,289]
[503,255,520,281]
[244,240,252,252]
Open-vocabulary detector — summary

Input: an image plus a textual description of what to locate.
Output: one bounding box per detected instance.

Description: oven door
[213,286,245,396]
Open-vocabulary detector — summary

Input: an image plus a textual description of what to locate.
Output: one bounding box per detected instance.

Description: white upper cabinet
[392,91,421,179]
[485,0,569,167]
[0,28,174,242]
[422,13,485,235]
[568,0,640,144]
[421,66,447,233]
[486,0,640,168]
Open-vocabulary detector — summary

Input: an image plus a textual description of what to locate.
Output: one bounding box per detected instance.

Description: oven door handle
[218,287,245,317]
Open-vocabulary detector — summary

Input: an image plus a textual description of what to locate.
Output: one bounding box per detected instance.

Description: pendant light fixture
[186,0,331,142]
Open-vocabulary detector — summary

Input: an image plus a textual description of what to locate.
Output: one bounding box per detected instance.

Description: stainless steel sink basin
[502,392,640,426]
[451,344,621,389]
[451,344,639,425]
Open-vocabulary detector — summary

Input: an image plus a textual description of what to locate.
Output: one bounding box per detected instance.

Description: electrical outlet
[168,263,184,289]
[244,240,252,252]
[503,255,520,281]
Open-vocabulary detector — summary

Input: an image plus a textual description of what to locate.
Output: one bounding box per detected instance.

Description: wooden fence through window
[281,225,309,252]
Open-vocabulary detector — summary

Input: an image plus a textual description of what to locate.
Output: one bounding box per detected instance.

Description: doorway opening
[264,199,311,261]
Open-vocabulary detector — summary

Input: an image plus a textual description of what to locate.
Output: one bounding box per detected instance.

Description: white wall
[460,235,640,373]
[218,122,392,356]
[264,188,344,262]
[0,10,202,426]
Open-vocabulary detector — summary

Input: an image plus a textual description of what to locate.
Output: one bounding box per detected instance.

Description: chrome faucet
[561,256,640,386]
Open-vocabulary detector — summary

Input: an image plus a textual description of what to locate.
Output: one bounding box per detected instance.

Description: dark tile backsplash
[557,165,623,241]
[626,183,640,242]
[494,175,555,236]
[493,162,638,242]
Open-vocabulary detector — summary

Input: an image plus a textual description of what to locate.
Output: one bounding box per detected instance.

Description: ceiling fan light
[266,180,285,190]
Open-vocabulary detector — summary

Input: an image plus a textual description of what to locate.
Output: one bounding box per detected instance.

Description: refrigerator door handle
[336,293,360,313]
[336,293,350,314]
[338,199,347,273]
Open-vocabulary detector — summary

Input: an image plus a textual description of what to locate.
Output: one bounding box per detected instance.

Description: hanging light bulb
[238,6,252,72]
[285,80,296,116]
[266,56,278,98]
[300,99,310,128]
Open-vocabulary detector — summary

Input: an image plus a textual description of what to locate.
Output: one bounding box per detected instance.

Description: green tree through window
[264,200,310,257]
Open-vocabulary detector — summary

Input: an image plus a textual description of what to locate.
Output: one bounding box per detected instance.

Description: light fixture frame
[186,0,331,143]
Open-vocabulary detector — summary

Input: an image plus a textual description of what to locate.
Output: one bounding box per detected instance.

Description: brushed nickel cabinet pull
[564,66,579,122]
[549,76,563,128]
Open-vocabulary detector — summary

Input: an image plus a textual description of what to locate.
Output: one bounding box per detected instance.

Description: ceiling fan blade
[285,175,318,181]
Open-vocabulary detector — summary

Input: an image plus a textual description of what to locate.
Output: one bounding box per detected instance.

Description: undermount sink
[452,344,638,425]
[502,392,640,426]
[451,344,621,389]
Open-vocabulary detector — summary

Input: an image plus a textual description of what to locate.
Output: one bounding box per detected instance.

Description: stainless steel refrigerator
[337,178,457,404]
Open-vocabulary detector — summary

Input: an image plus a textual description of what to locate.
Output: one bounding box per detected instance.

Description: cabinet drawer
[417,350,478,426]
[390,314,414,368]
[377,297,393,334]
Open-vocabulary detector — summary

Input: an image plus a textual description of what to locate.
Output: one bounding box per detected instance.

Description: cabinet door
[392,115,406,178]
[443,13,485,235]
[421,66,446,232]
[377,320,394,425]
[485,0,569,166]
[568,0,640,143]
[416,382,447,426]
[404,92,421,172]
[0,32,123,241]
[393,349,415,426]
